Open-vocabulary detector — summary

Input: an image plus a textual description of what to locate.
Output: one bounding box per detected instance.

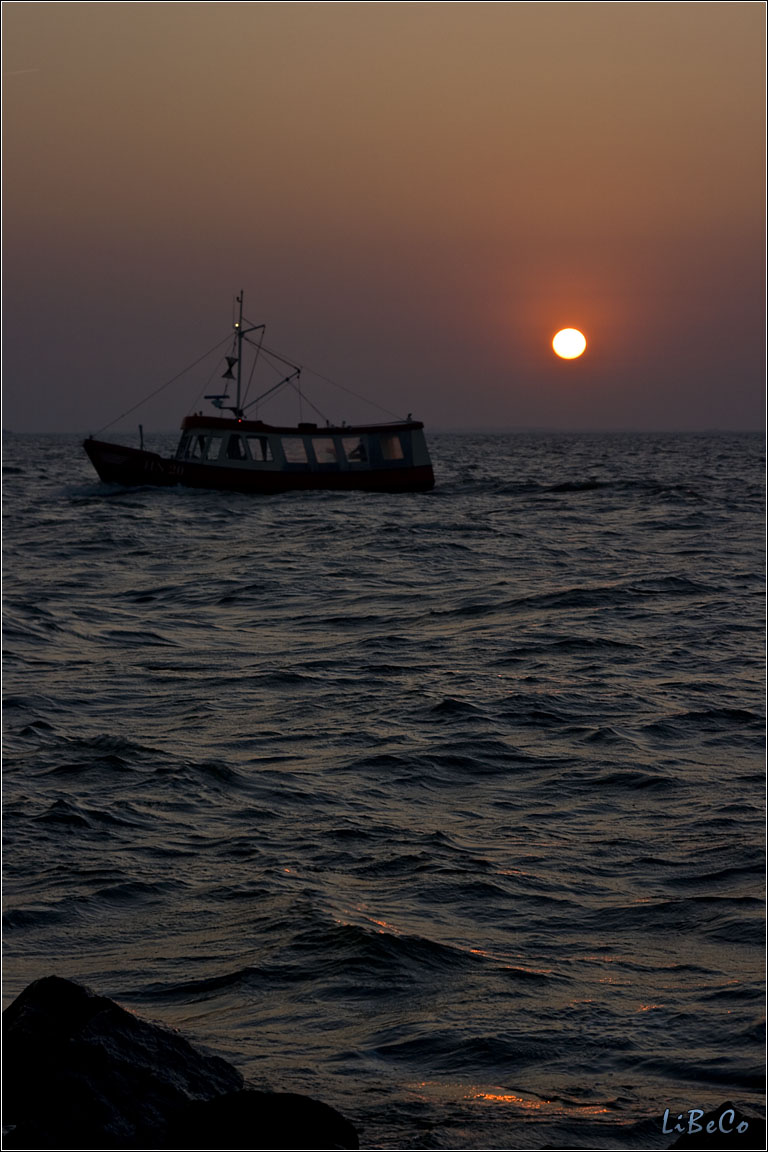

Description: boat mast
[206,295,267,418]
[230,291,268,420]
[235,290,244,418]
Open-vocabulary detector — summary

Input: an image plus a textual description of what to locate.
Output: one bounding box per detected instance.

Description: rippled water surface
[3,430,764,1149]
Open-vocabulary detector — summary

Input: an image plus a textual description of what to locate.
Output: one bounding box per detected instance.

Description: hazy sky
[3,1,765,433]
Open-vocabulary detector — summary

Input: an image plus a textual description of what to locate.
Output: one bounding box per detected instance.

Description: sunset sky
[3,1,764,433]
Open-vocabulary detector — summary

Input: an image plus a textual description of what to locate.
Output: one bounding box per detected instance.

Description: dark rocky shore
[4,976,763,1150]
[2,976,359,1149]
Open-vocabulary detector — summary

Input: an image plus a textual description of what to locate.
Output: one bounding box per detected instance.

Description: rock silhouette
[166,1088,360,1150]
[3,976,358,1149]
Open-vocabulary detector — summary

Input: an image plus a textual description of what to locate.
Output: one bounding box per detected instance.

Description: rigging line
[95,334,233,435]
[240,327,266,411]
[252,340,302,373]
[241,374,294,413]
[244,347,298,394]
[189,358,230,415]
[258,341,403,421]
[287,379,329,424]
[243,349,290,403]
[302,368,403,420]
[237,322,399,417]
[238,336,295,392]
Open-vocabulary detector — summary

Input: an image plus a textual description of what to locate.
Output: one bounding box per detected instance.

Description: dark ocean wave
[139,965,263,1001]
[33,798,149,830]
[643,707,764,733]
[2,430,764,1148]
[369,1029,561,1073]
[427,577,719,623]
[621,1055,765,1094]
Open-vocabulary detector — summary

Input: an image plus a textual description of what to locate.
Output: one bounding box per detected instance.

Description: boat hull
[83,438,435,493]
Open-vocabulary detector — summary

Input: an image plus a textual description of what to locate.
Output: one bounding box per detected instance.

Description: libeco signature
[662,1107,750,1136]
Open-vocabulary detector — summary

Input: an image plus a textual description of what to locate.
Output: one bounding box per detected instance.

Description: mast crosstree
[208,291,266,418]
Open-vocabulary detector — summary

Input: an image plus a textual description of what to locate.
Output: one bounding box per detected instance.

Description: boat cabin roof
[180,415,424,435]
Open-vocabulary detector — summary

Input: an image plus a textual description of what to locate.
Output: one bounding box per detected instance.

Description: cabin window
[205,436,223,461]
[313,437,337,463]
[342,436,367,463]
[247,435,273,462]
[175,434,190,460]
[188,435,206,460]
[227,434,247,460]
[380,434,404,460]
[282,437,308,463]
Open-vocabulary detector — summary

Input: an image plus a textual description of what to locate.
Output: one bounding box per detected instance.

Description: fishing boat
[83,294,435,494]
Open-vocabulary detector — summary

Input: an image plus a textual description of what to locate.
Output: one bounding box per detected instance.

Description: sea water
[2,430,764,1150]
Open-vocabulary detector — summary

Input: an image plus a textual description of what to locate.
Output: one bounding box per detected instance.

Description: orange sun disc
[552,328,587,359]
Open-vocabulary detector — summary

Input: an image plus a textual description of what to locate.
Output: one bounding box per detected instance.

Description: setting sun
[552,328,587,359]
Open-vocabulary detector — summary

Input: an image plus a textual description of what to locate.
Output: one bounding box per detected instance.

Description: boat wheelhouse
[85,415,433,493]
[83,294,435,494]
